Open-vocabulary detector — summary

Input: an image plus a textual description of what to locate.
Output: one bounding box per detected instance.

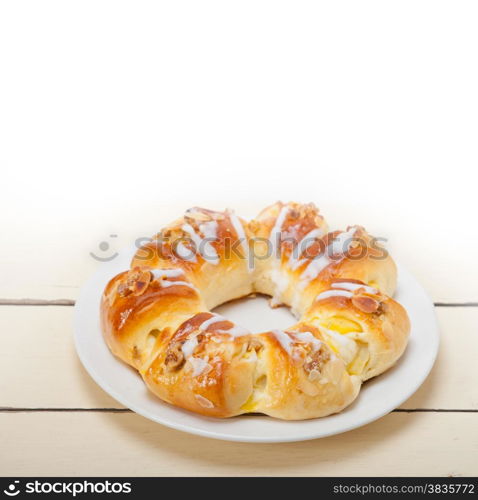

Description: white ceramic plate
[74,246,439,443]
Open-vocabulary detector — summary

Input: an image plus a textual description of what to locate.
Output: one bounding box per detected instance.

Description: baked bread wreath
[101,202,410,420]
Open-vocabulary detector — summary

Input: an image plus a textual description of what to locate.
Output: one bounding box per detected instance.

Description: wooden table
[1,201,477,477]
[2,0,478,478]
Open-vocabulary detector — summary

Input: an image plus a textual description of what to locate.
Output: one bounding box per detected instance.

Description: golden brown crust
[303,278,410,380]
[100,202,410,419]
[101,266,204,370]
[143,312,258,417]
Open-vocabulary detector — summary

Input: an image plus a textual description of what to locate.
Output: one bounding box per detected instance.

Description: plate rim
[73,254,440,443]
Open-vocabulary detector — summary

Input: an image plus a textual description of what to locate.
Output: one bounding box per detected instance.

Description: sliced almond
[117,268,151,297]
[195,394,215,408]
[351,294,380,313]
[117,282,133,297]
[132,270,151,296]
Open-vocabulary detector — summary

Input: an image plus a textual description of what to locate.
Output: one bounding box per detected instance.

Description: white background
[1,0,477,301]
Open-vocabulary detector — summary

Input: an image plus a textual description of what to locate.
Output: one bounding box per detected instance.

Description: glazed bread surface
[100,202,410,420]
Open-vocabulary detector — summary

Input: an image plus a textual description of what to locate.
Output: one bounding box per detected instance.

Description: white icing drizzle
[300,253,330,283]
[292,331,323,351]
[328,226,359,256]
[216,325,250,338]
[176,241,197,262]
[160,280,198,291]
[271,329,324,356]
[299,227,359,286]
[188,357,211,377]
[288,227,324,270]
[182,337,198,358]
[150,268,184,280]
[269,206,290,257]
[199,314,250,338]
[331,281,378,295]
[315,289,353,301]
[289,258,307,271]
[229,213,252,272]
[199,314,226,331]
[271,329,294,355]
[180,314,250,374]
[199,220,218,240]
[300,228,324,251]
[180,315,225,360]
[181,223,219,265]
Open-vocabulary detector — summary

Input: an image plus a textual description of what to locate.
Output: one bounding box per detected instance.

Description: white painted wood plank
[0,306,122,409]
[0,306,476,410]
[0,412,476,476]
[401,307,478,410]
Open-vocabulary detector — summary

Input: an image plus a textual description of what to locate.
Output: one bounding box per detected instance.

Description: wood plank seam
[0,299,75,306]
[1,299,477,307]
[433,303,478,307]
[0,407,132,412]
[0,407,477,413]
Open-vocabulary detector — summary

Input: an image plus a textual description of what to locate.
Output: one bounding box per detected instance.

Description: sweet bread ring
[101,202,410,420]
